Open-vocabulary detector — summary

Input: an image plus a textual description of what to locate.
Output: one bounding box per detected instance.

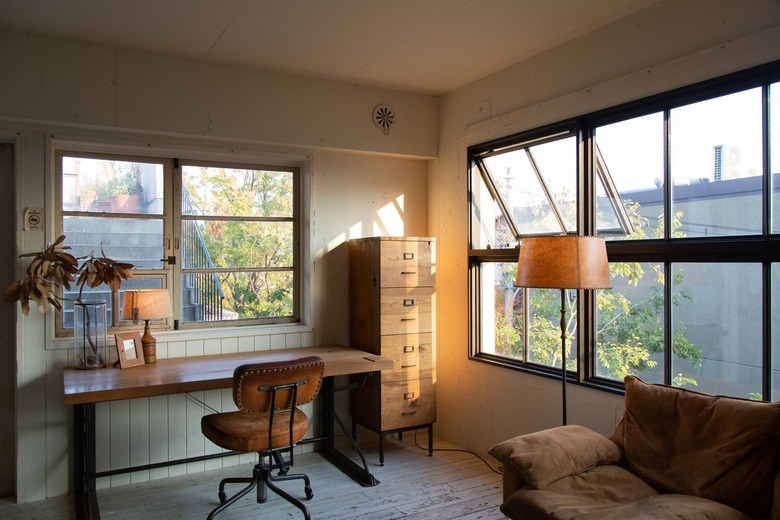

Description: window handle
[160,256,176,265]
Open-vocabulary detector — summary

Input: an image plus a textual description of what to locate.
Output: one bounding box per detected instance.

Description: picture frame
[114,332,145,369]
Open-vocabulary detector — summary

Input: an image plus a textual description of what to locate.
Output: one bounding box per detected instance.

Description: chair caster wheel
[218,491,227,504]
[305,486,314,500]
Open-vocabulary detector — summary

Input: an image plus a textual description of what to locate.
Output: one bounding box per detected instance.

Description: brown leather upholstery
[202,356,324,452]
[200,355,325,520]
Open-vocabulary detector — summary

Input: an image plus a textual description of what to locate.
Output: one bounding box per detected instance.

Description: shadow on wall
[0,143,16,498]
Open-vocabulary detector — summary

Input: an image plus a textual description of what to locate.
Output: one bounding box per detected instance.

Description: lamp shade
[515,235,612,290]
[121,289,173,321]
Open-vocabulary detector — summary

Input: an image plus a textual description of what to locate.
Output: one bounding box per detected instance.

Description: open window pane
[671,89,763,237]
[672,263,762,398]
[595,113,665,240]
[481,135,577,237]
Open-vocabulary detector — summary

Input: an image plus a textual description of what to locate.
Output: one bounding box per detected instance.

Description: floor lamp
[514,236,611,425]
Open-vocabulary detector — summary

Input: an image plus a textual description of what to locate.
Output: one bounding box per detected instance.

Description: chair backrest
[233,355,324,413]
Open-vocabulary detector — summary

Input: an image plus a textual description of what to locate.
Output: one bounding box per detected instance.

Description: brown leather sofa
[489,376,780,519]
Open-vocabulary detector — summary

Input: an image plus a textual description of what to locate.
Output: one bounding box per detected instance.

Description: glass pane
[62,155,164,215]
[181,270,294,323]
[117,278,165,325]
[671,89,763,237]
[774,263,780,401]
[596,113,665,240]
[672,263,762,399]
[595,262,664,383]
[469,166,515,249]
[528,288,577,371]
[182,165,294,218]
[479,262,524,359]
[182,220,293,270]
[771,82,780,234]
[63,216,164,270]
[482,135,577,236]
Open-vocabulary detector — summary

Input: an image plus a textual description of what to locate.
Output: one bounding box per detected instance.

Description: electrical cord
[411,429,503,475]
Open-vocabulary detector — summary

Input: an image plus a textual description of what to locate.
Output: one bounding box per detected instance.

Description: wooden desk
[64,345,393,520]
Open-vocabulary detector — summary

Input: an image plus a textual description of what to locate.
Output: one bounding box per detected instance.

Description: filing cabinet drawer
[380,333,435,383]
[380,287,435,335]
[380,240,434,288]
[379,378,436,430]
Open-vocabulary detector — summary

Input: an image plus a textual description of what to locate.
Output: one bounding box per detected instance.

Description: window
[468,61,780,400]
[56,150,301,335]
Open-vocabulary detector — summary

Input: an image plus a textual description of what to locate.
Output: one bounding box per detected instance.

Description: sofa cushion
[612,376,780,519]
[489,424,622,489]
[503,465,751,520]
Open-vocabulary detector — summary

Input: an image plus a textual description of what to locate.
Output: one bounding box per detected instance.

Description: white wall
[431,0,780,453]
[0,29,435,503]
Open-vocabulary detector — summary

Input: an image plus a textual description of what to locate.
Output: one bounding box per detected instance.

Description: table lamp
[514,235,611,425]
[121,289,172,364]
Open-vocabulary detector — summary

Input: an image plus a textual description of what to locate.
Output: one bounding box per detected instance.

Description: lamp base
[141,320,157,364]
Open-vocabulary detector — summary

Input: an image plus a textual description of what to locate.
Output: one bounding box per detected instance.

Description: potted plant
[108,172,144,212]
[4,235,134,368]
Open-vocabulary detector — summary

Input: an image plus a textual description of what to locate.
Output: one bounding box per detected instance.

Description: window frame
[54,146,304,336]
[468,60,780,397]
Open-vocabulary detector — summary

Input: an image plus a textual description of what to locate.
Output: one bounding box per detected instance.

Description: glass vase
[74,300,107,369]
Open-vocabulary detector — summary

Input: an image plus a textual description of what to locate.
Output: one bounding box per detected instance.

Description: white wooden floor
[0,434,508,519]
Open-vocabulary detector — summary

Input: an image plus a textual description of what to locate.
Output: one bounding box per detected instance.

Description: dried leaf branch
[3,235,134,315]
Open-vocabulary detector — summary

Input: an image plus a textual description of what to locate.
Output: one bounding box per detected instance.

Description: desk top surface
[63,344,391,405]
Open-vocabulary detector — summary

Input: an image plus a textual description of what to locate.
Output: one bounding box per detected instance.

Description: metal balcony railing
[182,188,224,322]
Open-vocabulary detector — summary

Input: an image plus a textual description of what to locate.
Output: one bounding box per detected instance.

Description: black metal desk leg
[317,376,379,487]
[74,403,100,519]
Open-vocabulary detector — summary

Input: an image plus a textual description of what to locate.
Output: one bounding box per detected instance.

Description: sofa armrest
[489,424,623,490]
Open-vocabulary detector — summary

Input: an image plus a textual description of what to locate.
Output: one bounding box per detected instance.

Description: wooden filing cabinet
[349,237,436,464]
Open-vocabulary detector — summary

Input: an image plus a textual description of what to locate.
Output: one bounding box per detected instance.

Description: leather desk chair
[201,355,325,519]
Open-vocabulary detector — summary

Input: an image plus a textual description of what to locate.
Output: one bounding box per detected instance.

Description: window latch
[160,256,176,265]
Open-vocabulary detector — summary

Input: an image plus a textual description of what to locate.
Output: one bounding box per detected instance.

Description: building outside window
[56,150,301,335]
[468,61,780,401]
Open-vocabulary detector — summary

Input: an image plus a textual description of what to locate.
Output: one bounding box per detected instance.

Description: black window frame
[467,60,780,398]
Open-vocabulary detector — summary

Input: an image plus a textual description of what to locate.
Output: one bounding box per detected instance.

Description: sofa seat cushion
[501,465,751,520]
[612,376,780,519]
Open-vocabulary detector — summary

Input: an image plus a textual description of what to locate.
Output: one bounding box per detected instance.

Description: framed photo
[114,332,145,369]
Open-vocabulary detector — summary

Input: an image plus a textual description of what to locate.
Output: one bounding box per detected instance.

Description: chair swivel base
[206,461,314,520]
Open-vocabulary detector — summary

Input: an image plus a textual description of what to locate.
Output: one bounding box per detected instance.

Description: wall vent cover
[373,104,394,135]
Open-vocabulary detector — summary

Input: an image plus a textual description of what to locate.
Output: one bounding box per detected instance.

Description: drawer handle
[403,345,415,353]
[403,299,415,306]
[401,271,417,275]
[403,253,414,260]
[401,364,417,368]
[401,318,416,322]
[402,411,418,415]
[404,392,416,399]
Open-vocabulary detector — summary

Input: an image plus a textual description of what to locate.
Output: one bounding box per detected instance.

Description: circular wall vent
[373,104,395,135]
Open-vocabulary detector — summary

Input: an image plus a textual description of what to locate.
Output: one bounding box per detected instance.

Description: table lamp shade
[515,235,611,290]
[121,289,172,321]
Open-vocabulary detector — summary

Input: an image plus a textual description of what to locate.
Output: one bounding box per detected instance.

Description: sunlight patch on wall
[374,194,405,236]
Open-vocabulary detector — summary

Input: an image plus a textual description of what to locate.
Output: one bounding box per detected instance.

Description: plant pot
[109,194,142,212]
[74,300,107,369]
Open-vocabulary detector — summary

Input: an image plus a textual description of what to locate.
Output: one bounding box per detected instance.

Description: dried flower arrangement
[3,234,134,314]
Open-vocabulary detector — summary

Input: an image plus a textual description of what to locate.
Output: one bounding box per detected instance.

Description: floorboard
[0,434,508,519]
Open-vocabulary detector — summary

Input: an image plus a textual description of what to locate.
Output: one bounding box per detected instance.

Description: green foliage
[184,167,294,320]
[498,197,703,386]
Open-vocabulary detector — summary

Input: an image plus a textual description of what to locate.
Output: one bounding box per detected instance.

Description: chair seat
[202,410,309,452]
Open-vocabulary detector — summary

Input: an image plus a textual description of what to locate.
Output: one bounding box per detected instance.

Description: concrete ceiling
[0,0,665,95]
